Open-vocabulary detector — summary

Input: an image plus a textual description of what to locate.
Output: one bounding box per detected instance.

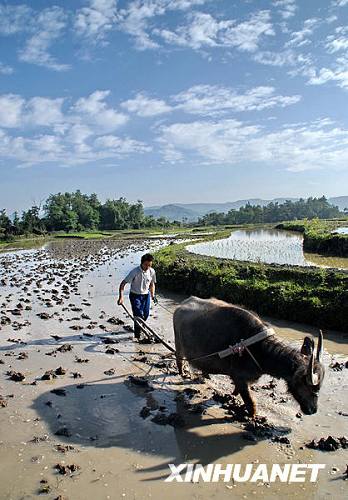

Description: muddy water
[0,240,347,500]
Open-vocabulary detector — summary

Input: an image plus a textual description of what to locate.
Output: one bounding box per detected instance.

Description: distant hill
[144,204,198,221]
[329,196,348,211]
[144,197,347,221]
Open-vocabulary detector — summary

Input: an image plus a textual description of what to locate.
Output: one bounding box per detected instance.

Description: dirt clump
[305,436,347,451]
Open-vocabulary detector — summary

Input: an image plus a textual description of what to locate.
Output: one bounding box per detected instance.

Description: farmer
[117,253,157,339]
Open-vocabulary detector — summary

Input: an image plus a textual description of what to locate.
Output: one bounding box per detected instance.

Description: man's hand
[152,295,158,305]
[117,296,124,306]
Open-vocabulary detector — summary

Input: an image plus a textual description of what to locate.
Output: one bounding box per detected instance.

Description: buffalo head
[287,330,325,415]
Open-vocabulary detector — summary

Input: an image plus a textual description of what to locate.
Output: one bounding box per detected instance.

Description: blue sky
[1,0,348,213]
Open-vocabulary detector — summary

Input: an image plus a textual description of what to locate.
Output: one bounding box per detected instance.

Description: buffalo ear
[301,336,314,356]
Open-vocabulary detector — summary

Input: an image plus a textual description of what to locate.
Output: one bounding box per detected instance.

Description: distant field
[0,225,223,249]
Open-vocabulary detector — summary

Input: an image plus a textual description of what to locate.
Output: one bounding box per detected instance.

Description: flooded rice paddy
[333,227,348,235]
[0,238,347,499]
[186,228,348,268]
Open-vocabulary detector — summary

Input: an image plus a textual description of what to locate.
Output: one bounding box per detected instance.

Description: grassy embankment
[154,234,348,332]
[276,219,348,257]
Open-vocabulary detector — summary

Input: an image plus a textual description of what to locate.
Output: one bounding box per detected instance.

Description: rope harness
[182,327,275,371]
[120,300,275,372]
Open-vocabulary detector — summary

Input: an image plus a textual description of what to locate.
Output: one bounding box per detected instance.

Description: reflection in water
[187,229,348,268]
[333,227,348,235]
[187,229,308,266]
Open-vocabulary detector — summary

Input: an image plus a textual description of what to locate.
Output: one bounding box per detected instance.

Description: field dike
[276,220,348,257]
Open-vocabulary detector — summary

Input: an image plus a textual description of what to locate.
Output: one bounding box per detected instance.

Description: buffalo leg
[236,382,256,418]
[176,354,184,376]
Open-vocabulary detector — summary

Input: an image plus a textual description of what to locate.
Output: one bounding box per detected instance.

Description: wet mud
[0,239,347,499]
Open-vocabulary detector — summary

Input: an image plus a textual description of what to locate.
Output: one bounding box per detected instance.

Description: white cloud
[18,7,69,71]
[0,90,149,167]
[326,26,348,53]
[120,85,301,118]
[156,10,274,51]
[0,90,126,132]
[0,4,33,35]
[116,0,212,50]
[73,90,128,131]
[67,124,94,145]
[0,4,69,71]
[0,95,25,128]
[0,129,150,167]
[333,0,348,6]
[158,119,260,163]
[74,0,117,41]
[285,18,319,48]
[158,118,348,171]
[307,58,348,88]
[166,0,209,8]
[121,93,172,116]
[0,62,14,75]
[273,0,297,19]
[94,134,151,154]
[0,95,65,129]
[173,85,301,114]
[26,97,65,127]
[253,49,311,70]
[117,0,163,50]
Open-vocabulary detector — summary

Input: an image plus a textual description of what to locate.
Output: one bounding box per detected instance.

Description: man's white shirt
[124,266,156,294]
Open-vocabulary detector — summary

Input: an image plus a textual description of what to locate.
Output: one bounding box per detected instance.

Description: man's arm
[117,279,127,305]
[150,269,157,303]
[149,281,155,301]
[118,268,136,305]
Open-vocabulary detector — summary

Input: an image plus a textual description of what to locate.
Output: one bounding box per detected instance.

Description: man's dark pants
[129,292,150,338]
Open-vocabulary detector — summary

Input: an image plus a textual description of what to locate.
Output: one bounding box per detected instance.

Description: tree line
[0,191,175,239]
[198,197,343,226]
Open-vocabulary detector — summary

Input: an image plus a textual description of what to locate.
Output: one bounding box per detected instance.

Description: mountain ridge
[144,197,348,221]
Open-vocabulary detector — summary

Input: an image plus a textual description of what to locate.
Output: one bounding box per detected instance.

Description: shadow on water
[31,377,273,479]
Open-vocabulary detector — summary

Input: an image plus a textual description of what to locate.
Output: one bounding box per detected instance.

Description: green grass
[54,231,114,239]
[277,219,348,257]
[0,235,51,251]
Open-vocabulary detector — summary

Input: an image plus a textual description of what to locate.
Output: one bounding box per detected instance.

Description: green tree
[21,206,45,234]
[0,209,11,238]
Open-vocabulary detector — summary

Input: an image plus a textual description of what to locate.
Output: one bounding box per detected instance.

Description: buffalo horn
[308,352,319,386]
[316,329,323,362]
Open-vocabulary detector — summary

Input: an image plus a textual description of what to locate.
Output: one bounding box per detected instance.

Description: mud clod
[41,370,57,380]
[151,412,185,427]
[37,312,51,320]
[305,436,347,451]
[50,388,67,397]
[55,366,67,375]
[54,444,75,453]
[127,375,153,389]
[55,463,80,475]
[329,361,347,371]
[55,427,72,437]
[104,368,116,376]
[244,416,278,438]
[6,370,25,382]
[139,406,151,419]
[57,344,73,353]
[0,395,8,407]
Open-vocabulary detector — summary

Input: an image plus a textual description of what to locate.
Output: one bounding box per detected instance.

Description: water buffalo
[173,296,324,417]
